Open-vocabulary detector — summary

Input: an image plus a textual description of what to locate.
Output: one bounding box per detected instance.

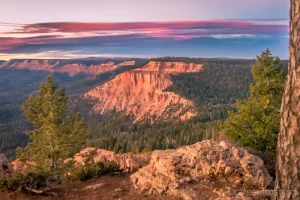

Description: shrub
[0,170,52,192]
[63,161,121,182]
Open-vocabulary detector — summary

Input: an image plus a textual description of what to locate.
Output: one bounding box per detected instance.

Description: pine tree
[224,50,286,152]
[17,77,87,170]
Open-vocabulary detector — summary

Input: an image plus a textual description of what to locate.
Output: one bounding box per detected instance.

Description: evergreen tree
[17,77,87,170]
[224,49,286,152]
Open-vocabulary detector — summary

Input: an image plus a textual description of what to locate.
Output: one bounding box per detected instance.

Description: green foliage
[165,58,255,122]
[224,50,287,152]
[17,77,87,170]
[0,161,120,191]
[0,170,52,192]
[63,161,121,182]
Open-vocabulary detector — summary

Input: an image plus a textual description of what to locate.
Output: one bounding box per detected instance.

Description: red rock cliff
[85,61,202,123]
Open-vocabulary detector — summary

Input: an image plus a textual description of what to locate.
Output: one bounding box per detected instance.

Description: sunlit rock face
[0,60,135,76]
[85,61,202,123]
[131,140,274,200]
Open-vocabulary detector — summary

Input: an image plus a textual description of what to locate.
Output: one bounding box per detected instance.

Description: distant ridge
[0,59,137,77]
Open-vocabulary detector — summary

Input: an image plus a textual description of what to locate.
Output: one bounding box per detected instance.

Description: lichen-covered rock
[130,140,273,199]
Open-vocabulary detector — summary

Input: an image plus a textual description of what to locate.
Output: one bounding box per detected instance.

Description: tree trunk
[275,0,300,199]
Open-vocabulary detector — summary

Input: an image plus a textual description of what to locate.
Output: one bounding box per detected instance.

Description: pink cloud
[0,19,289,51]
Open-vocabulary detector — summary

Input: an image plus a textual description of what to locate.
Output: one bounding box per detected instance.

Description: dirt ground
[1,175,179,200]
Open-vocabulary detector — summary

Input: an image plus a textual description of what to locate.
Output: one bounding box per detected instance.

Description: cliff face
[0,60,135,76]
[85,61,202,123]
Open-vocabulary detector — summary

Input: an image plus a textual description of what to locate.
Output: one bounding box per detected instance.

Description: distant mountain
[0,59,136,77]
[78,57,147,61]
[0,58,147,106]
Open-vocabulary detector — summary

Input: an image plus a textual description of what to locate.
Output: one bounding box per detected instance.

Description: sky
[0,0,290,60]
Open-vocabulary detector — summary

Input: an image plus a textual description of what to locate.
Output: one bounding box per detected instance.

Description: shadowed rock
[0,154,12,174]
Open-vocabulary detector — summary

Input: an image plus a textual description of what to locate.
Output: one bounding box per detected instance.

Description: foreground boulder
[131,140,273,199]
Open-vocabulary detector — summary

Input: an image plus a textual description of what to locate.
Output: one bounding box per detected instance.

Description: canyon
[0,59,135,77]
[85,61,202,123]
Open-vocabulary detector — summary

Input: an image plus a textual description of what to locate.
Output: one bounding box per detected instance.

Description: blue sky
[0,0,290,60]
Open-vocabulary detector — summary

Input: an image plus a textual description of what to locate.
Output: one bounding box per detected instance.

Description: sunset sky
[0,0,289,60]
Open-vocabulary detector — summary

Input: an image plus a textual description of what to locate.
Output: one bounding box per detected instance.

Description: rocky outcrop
[85,61,202,123]
[0,60,135,77]
[71,148,151,172]
[130,140,273,200]
[12,148,150,173]
[11,159,35,172]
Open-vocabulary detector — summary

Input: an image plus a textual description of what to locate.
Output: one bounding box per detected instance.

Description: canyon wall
[85,61,202,123]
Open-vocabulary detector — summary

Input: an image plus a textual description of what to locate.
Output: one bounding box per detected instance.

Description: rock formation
[12,147,150,173]
[11,159,30,172]
[71,147,151,172]
[0,60,135,77]
[85,61,202,123]
[131,140,274,200]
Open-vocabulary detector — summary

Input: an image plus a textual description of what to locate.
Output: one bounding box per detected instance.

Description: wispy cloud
[0,19,289,60]
[0,50,150,60]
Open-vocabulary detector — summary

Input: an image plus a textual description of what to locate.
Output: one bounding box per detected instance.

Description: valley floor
[1,175,178,200]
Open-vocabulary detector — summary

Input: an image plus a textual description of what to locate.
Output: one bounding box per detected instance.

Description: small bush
[0,174,22,191]
[0,161,121,192]
[0,170,52,192]
[63,161,121,182]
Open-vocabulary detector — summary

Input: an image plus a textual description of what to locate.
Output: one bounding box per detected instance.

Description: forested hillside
[165,58,256,121]
[70,58,281,154]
